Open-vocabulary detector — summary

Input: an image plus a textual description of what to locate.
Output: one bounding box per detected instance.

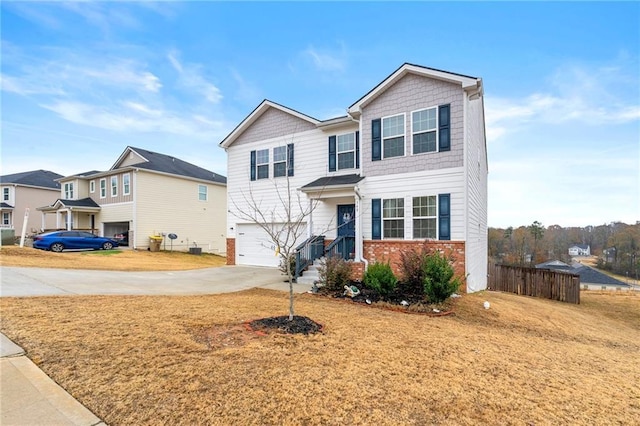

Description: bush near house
[318,256,353,291]
[363,261,398,297]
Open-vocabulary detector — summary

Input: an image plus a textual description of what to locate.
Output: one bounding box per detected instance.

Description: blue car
[32,231,119,252]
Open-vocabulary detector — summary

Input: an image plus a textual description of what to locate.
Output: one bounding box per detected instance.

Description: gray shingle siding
[232,108,316,147]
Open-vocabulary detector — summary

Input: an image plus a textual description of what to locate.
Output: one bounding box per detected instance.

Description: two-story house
[37,146,228,253]
[0,170,63,240]
[220,63,487,292]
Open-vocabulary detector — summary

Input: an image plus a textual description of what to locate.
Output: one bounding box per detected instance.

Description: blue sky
[1,1,638,228]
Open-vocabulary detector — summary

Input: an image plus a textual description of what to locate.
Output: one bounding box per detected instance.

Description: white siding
[464,94,488,292]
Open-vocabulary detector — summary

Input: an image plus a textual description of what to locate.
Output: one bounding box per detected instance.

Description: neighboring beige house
[0,170,63,235]
[37,147,227,253]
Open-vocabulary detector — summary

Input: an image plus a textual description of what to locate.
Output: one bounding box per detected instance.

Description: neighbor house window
[100,179,106,198]
[64,182,74,199]
[198,184,207,201]
[2,188,9,201]
[89,180,95,193]
[413,196,437,239]
[256,149,269,179]
[110,176,118,197]
[412,107,437,154]
[123,174,130,196]
[273,146,286,178]
[2,212,10,226]
[383,198,404,238]
[337,133,356,170]
[382,114,405,158]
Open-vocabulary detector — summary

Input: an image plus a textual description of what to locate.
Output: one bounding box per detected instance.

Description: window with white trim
[337,133,356,170]
[256,149,269,180]
[2,187,9,201]
[89,180,95,193]
[123,174,130,196]
[382,114,405,158]
[64,182,74,199]
[413,196,437,239]
[110,176,118,197]
[198,184,207,201]
[2,212,10,226]
[273,146,286,178]
[100,179,106,198]
[412,107,437,154]
[383,198,404,238]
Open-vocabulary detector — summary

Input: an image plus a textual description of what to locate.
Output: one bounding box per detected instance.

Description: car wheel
[102,242,114,250]
[50,243,65,253]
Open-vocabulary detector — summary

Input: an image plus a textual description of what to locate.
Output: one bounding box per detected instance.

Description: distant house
[568,244,590,256]
[0,170,63,234]
[536,259,630,291]
[37,147,227,253]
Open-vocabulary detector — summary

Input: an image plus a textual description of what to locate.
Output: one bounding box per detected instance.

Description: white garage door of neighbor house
[236,223,306,267]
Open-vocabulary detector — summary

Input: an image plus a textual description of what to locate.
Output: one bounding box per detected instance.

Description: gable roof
[37,197,101,212]
[219,99,320,148]
[0,202,14,209]
[347,62,483,117]
[569,244,590,250]
[0,170,62,189]
[111,147,226,185]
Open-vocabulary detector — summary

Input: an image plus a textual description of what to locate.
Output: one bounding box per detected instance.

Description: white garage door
[236,223,306,267]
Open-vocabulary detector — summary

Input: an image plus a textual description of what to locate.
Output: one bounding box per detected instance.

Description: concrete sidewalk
[0,265,312,424]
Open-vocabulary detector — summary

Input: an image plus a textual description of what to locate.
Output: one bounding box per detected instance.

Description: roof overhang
[300,174,365,199]
[37,198,101,212]
[220,100,320,149]
[316,115,357,131]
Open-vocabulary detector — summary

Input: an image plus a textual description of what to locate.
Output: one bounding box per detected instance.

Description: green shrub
[363,262,398,297]
[423,251,461,303]
[319,256,353,291]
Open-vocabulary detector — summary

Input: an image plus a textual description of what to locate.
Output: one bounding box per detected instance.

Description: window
[89,180,95,193]
[2,212,10,226]
[256,149,269,179]
[198,184,207,201]
[100,179,106,198]
[383,198,404,238]
[110,176,118,197]
[382,114,405,158]
[123,174,130,196]
[273,146,286,178]
[337,133,356,170]
[412,108,437,154]
[2,188,9,201]
[413,196,437,239]
[64,182,74,199]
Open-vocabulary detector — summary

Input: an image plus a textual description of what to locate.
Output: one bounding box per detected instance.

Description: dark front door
[337,204,355,237]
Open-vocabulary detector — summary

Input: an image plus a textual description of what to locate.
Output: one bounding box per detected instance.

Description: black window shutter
[438,193,450,240]
[372,119,381,161]
[439,104,450,152]
[287,143,294,177]
[355,131,360,169]
[372,198,381,240]
[328,136,337,172]
[250,150,256,181]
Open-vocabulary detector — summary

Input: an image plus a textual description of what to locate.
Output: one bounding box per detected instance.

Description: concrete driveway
[0,265,310,297]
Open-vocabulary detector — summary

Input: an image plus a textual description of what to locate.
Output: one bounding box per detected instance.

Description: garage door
[236,223,306,267]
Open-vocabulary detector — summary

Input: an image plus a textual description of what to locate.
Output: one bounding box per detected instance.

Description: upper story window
[100,179,106,198]
[273,146,286,178]
[2,212,10,225]
[382,114,405,158]
[383,198,404,239]
[89,180,95,193]
[337,133,356,170]
[198,184,207,201]
[2,187,9,202]
[123,174,130,196]
[256,149,269,180]
[412,108,437,154]
[110,176,118,197]
[64,182,74,199]
[413,196,437,239]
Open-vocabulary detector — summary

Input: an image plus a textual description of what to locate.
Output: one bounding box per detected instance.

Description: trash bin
[149,236,163,252]
[189,247,202,255]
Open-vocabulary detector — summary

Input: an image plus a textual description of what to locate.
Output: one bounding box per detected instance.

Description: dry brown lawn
[0,246,226,271]
[1,288,638,425]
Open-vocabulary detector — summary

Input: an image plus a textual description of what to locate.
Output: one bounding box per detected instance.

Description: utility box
[149,236,163,252]
[189,247,202,255]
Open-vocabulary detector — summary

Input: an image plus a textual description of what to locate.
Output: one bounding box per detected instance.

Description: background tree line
[489,221,640,279]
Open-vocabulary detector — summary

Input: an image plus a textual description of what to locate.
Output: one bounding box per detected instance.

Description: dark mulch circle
[249,315,323,335]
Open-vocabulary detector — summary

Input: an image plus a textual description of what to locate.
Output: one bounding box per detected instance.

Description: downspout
[132,169,138,249]
[348,110,368,271]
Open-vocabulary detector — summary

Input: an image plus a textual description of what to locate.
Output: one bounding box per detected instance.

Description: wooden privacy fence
[488,264,580,304]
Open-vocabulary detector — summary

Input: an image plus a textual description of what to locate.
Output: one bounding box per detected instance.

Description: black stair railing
[294,235,325,278]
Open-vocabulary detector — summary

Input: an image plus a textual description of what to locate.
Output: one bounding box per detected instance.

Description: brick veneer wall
[226,238,236,265]
[351,240,467,292]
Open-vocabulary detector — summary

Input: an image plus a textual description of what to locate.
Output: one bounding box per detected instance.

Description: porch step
[297,260,324,285]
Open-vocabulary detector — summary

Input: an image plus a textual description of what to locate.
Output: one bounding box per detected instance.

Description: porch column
[41,212,45,231]
[56,211,61,229]
[66,209,72,230]
[307,198,313,238]
[354,194,362,261]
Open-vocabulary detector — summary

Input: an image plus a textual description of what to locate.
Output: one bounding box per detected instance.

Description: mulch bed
[248,315,323,335]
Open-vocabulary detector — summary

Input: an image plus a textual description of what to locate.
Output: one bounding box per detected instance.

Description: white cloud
[304,46,347,72]
[167,49,222,104]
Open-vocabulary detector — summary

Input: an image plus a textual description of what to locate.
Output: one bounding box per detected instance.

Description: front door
[337,204,355,237]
